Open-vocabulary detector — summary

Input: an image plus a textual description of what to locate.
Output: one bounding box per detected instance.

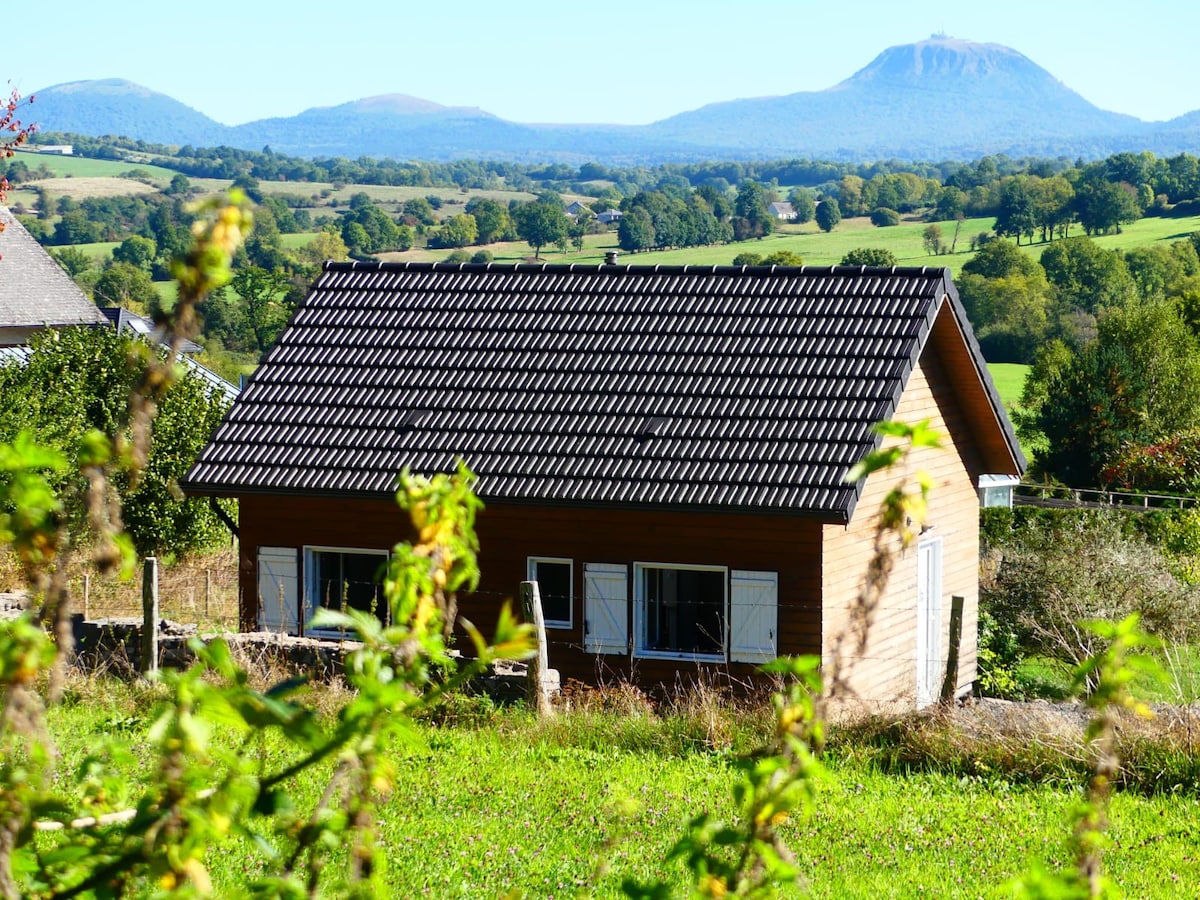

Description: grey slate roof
[97,307,239,403]
[0,207,107,330]
[183,261,1012,520]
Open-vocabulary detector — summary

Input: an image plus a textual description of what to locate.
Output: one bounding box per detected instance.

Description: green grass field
[986,363,1030,408]
[41,691,1200,898]
[402,211,1200,274]
[10,149,179,182]
[398,217,999,271]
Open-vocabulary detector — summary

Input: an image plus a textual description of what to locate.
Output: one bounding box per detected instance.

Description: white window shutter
[258,547,299,634]
[584,563,628,655]
[729,570,777,664]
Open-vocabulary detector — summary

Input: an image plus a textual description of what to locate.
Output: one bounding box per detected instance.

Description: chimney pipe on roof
[604,250,619,266]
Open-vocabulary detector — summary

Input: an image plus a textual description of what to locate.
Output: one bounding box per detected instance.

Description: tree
[617,207,656,252]
[464,197,513,244]
[814,199,841,233]
[841,247,898,267]
[1026,300,1200,486]
[164,172,192,196]
[922,224,944,255]
[429,214,478,249]
[50,246,95,279]
[0,326,231,555]
[1029,176,1075,242]
[732,180,774,240]
[761,250,803,266]
[231,266,294,356]
[512,200,569,259]
[298,229,351,267]
[787,187,815,223]
[112,235,157,272]
[93,262,161,312]
[1075,180,1142,235]
[994,178,1036,245]
[836,175,866,216]
[1040,237,1135,315]
[962,239,1039,280]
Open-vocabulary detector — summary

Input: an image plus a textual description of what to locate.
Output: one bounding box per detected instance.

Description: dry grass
[0,545,241,632]
[25,177,159,199]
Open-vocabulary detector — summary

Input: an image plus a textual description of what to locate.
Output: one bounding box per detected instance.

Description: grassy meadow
[42,682,1200,898]
[11,149,179,181]
[986,363,1030,408]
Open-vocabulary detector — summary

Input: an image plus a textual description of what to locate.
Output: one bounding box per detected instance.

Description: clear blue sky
[10,0,1198,127]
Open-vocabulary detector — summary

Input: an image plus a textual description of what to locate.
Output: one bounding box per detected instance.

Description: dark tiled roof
[184,262,1009,519]
[0,208,108,330]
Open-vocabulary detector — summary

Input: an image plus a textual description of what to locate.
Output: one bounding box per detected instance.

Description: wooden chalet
[182,261,1025,707]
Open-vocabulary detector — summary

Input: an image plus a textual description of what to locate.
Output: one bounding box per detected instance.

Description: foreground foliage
[36,680,1200,899]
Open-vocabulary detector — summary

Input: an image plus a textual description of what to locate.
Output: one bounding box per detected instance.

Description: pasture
[10,149,178,181]
[25,175,159,199]
[986,363,1030,409]
[42,681,1200,898]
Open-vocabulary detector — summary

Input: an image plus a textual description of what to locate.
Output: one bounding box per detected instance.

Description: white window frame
[633,561,728,662]
[302,545,389,637]
[527,556,574,629]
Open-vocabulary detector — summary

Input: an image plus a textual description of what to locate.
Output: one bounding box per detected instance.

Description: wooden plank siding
[468,504,823,687]
[238,495,826,689]
[821,333,983,709]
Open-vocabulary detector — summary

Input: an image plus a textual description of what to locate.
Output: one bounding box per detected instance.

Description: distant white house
[565,201,590,217]
[36,145,74,155]
[596,209,623,226]
[768,201,796,221]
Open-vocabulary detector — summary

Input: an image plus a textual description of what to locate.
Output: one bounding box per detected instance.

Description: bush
[869,207,901,227]
[470,250,494,264]
[732,252,763,266]
[841,247,899,267]
[980,511,1200,684]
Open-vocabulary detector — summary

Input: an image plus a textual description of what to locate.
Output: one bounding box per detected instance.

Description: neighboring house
[768,201,796,221]
[565,201,589,217]
[183,261,1025,708]
[596,209,623,225]
[0,207,237,401]
[0,207,107,346]
[99,307,239,403]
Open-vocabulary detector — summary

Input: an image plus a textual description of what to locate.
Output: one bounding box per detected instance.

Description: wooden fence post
[940,595,964,704]
[519,580,553,718]
[141,557,159,675]
[82,574,90,620]
[205,569,212,620]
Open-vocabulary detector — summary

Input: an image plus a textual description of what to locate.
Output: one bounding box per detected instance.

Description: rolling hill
[27,38,1200,163]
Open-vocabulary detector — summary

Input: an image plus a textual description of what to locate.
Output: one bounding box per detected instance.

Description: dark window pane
[534,560,571,625]
[314,551,385,622]
[642,567,724,655]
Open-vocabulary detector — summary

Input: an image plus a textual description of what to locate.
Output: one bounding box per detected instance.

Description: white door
[584,563,628,655]
[915,538,943,708]
[258,547,299,634]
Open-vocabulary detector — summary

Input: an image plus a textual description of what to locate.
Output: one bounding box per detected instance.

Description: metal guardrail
[1014,484,1200,510]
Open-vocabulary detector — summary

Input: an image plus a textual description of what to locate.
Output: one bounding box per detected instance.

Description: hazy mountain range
[27,37,1200,164]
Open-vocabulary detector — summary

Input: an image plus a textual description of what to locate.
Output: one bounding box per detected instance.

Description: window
[527,557,573,628]
[634,563,726,660]
[303,547,388,634]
